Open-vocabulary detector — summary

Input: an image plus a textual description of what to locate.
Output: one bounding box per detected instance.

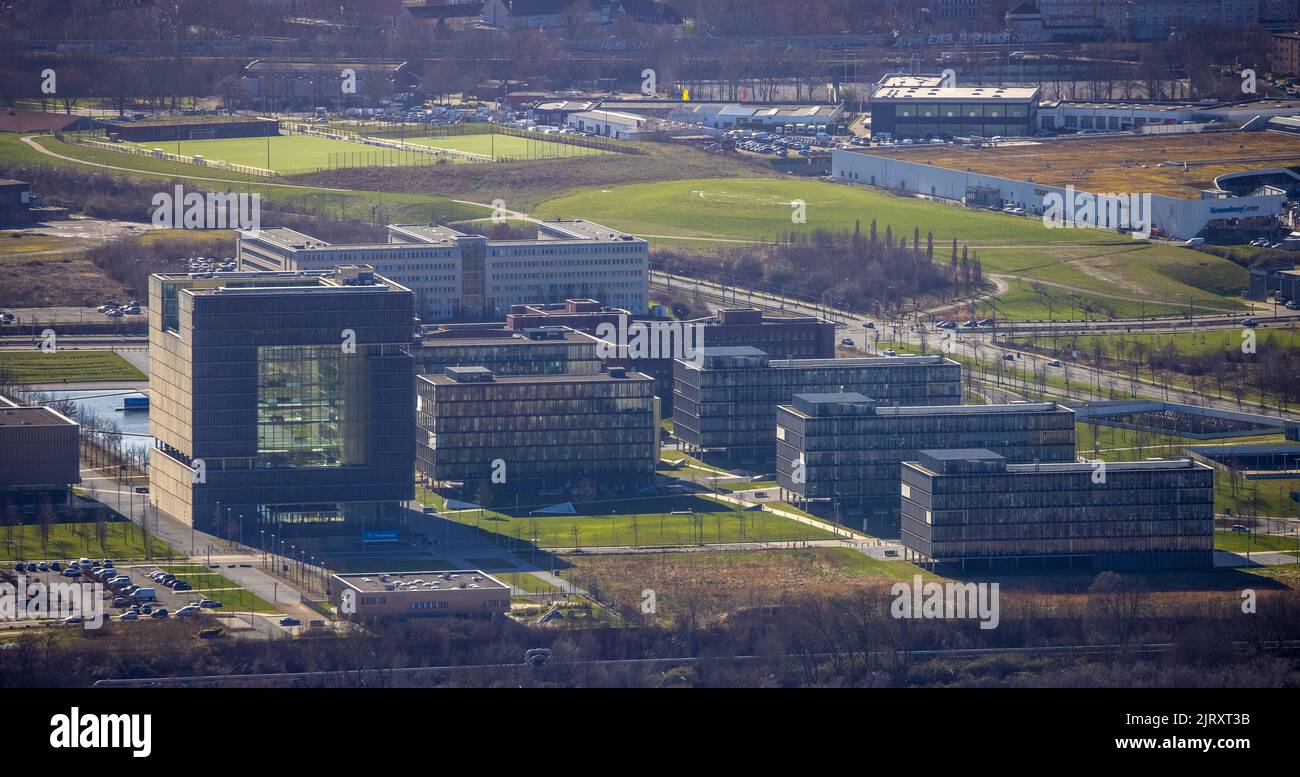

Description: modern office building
[868,75,1040,139]
[0,403,80,508]
[900,449,1215,572]
[415,325,603,378]
[331,569,511,622]
[776,395,1076,528]
[504,298,630,332]
[688,308,835,359]
[237,220,649,321]
[148,267,416,539]
[674,348,962,462]
[589,307,837,417]
[416,366,657,497]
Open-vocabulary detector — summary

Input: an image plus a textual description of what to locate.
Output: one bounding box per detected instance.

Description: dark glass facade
[148,269,415,539]
[416,370,656,496]
[413,330,602,378]
[674,348,962,462]
[776,396,1076,523]
[0,406,80,508]
[900,450,1215,572]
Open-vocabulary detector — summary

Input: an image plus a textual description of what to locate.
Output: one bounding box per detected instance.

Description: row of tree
[655,221,980,318]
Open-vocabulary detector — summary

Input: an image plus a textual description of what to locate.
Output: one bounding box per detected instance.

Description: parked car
[1241,318,1259,327]
[150,608,169,619]
[175,605,201,618]
[61,568,82,577]
[882,349,897,356]
[119,611,139,621]
[199,599,223,609]
[279,617,301,627]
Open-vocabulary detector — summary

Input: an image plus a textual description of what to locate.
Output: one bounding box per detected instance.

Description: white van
[1184,237,1205,247]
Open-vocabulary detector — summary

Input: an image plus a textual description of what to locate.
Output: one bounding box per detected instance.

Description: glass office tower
[416,366,657,497]
[673,347,962,462]
[900,449,1215,572]
[775,394,1077,529]
[148,267,415,539]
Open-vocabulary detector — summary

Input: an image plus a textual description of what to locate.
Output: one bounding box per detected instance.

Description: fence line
[285,123,491,163]
[58,133,276,177]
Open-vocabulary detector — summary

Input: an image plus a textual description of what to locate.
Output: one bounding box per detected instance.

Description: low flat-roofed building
[776,395,1076,531]
[416,366,658,497]
[0,405,80,507]
[532,98,598,126]
[565,109,654,139]
[869,76,1040,139]
[901,449,1215,572]
[332,569,510,621]
[0,179,32,227]
[833,130,1296,240]
[504,299,630,332]
[656,102,846,132]
[674,348,962,462]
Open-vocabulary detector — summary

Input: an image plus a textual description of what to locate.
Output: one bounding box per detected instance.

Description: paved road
[655,270,1300,421]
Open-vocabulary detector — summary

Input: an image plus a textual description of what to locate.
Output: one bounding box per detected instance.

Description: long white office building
[237,220,649,321]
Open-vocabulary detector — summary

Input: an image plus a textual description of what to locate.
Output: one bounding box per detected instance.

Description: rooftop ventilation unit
[446,366,495,382]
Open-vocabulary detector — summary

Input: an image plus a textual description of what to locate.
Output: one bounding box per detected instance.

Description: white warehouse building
[831,145,1287,240]
[237,220,649,321]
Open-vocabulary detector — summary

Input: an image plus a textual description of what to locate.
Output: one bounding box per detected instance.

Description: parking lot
[3,559,254,626]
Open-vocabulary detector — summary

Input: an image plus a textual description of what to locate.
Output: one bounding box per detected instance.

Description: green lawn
[126,134,445,174]
[538,178,1092,244]
[492,571,560,593]
[1021,327,1300,359]
[0,233,86,263]
[712,479,777,492]
[537,177,1250,319]
[6,135,482,227]
[1072,423,1300,518]
[158,565,281,613]
[443,494,837,548]
[405,133,606,161]
[1,521,172,561]
[1213,530,1300,554]
[0,350,144,383]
